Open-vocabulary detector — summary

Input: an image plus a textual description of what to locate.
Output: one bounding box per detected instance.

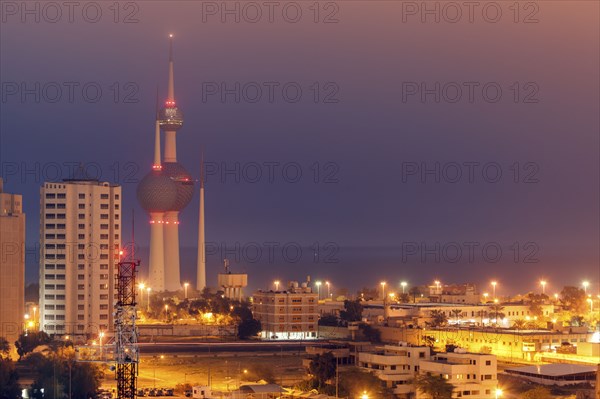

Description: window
[45,284,55,290]
[56,284,65,290]
[101,224,109,229]
[101,204,109,209]
[78,264,84,270]
[56,295,65,300]
[45,265,55,270]
[78,305,84,310]
[79,234,85,239]
[45,294,55,300]
[78,213,85,219]
[46,193,56,199]
[79,204,85,209]
[56,305,65,310]
[485,360,491,366]
[78,224,85,229]
[79,194,85,199]
[101,194,109,199]
[45,234,55,239]
[57,193,66,199]
[78,295,85,300]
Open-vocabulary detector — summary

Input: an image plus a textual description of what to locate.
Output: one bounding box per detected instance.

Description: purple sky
[1,1,598,294]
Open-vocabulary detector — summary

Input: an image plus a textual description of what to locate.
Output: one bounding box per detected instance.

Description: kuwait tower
[137,35,193,292]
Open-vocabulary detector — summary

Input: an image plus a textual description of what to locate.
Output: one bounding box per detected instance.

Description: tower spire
[167,34,175,103]
[153,87,162,170]
[196,148,206,291]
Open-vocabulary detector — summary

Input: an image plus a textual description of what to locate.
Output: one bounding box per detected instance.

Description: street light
[495,388,502,398]
[483,293,489,302]
[554,293,559,301]
[380,281,386,300]
[540,280,547,295]
[325,281,330,299]
[434,280,440,290]
[146,287,152,312]
[491,281,497,299]
[316,281,322,299]
[274,280,280,291]
[184,282,189,299]
[401,281,407,294]
[361,391,369,399]
[583,281,589,293]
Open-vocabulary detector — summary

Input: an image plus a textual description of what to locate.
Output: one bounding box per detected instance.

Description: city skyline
[1,3,598,295]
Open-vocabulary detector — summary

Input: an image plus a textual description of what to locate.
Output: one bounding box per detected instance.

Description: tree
[359,324,381,343]
[357,287,378,301]
[450,309,462,324]
[429,310,448,327]
[338,367,388,398]
[512,319,526,329]
[488,304,505,324]
[318,314,339,326]
[560,286,587,314]
[0,357,20,398]
[0,337,10,359]
[15,331,51,360]
[340,300,363,322]
[30,347,102,399]
[238,318,261,339]
[409,286,420,303]
[413,373,454,399]
[308,352,336,388]
[521,386,552,399]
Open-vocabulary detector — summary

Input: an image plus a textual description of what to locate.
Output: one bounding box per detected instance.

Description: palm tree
[413,373,454,399]
[429,310,448,327]
[450,309,462,325]
[488,304,505,325]
[512,319,526,330]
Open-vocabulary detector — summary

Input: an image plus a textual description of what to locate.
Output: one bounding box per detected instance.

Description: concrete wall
[138,323,236,337]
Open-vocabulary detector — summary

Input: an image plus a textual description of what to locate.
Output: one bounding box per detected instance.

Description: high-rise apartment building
[39,179,121,338]
[0,178,25,343]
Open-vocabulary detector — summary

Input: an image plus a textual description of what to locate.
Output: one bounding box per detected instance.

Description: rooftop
[505,364,598,377]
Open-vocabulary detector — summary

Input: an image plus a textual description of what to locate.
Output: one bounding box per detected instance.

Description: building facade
[0,178,25,343]
[418,351,498,399]
[39,179,121,338]
[359,344,431,398]
[253,280,318,340]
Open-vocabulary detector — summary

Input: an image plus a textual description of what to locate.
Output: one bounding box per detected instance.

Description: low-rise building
[418,351,498,399]
[357,345,499,399]
[253,279,318,340]
[358,344,430,398]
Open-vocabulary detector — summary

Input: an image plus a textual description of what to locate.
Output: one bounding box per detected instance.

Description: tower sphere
[159,105,183,131]
[162,162,194,211]
[136,171,178,212]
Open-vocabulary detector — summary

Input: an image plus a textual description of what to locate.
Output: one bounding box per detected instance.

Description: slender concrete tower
[158,35,193,292]
[137,120,177,292]
[196,154,206,291]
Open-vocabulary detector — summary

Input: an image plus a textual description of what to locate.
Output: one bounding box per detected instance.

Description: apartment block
[39,179,121,338]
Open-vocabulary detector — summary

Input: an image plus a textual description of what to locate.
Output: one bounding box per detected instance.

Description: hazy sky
[1,1,598,294]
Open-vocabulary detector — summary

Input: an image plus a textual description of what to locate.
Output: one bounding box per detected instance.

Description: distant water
[25,244,594,296]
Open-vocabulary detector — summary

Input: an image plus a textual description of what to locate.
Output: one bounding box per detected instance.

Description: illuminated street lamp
[540,280,547,295]
[146,287,152,312]
[361,391,369,399]
[316,281,322,299]
[380,281,386,300]
[274,280,280,291]
[184,282,189,299]
[495,388,503,399]
[401,281,407,294]
[582,281,589,293]
[554,293,559,301]
[491,281,497,299]
[99,331,105,357]
[483,293,489,302]
[326,281,331,299]
[138,282,145,305]
[434,280,440,290]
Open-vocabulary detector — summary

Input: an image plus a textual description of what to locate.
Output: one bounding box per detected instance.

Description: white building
[358,345,499,399]
[39,179,121,338]
[418,351,498,399]
[358,344,431,398]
